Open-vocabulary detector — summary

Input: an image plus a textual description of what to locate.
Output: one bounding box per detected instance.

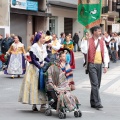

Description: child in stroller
[45,51,82,119]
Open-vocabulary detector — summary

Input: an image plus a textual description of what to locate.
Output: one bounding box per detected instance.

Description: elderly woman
[4,35,26,78]
[18,32,49,112]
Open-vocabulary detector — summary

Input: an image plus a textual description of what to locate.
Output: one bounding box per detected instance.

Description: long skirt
[4,54,26,75]
[18,64,47,105]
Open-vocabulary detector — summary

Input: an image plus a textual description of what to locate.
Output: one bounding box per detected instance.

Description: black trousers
[88,63,102,106]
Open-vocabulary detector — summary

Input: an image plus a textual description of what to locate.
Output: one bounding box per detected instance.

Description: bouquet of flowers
[0,54,7,63]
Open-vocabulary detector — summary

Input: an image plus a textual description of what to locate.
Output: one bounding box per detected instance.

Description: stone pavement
[0,52,120,120]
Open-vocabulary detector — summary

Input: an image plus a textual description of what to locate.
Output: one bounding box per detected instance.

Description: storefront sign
[11,0,38,11]
[77,0,102,28]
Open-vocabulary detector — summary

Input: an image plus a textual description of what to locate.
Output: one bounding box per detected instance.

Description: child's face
[60,53,66,61]
[66,36,70,42]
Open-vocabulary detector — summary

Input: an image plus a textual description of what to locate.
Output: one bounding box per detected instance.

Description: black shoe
[91,105,96,108]
[95,105,103,110]
[32,107,38,111]
[91,105,103,110]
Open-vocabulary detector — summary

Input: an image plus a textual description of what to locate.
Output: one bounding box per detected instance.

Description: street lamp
[116,0,120,22]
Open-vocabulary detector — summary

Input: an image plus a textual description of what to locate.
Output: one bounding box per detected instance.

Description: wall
[48,0,78,5]
[35,17,47,32]
[49,6,83,38]
[10,13,27,48]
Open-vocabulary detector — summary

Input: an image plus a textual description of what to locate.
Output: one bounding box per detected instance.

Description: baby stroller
[44,64,82,119]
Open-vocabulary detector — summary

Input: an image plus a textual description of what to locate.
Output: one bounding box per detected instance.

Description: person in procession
[18,32,50,112]
[81,31,90,67]
[62,35,74,51]
[47,34,61,60]
[85,26,109,110]
[4,35,26,78]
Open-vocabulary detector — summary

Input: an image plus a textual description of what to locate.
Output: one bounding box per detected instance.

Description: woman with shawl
[19,32,49,112]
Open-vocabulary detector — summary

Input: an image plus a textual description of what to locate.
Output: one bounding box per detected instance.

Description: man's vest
[88,37,104,64]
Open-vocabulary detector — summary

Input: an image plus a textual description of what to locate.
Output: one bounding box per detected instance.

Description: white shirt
[81,38,88,54]
[104,36,111,43]
[51,40,61,51]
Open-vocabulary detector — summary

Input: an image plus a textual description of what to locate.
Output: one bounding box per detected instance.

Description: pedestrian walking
[73,33,80,52]
[1,33,14,54]
[4,35,26,78]
[109,38,118,63]
[86,26,109,110]
[0,34,3,54]
[18,32,49,112]
[59,32,65,44]
[81,32,90,66]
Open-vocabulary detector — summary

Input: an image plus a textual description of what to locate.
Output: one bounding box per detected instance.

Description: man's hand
[103,67,108,73]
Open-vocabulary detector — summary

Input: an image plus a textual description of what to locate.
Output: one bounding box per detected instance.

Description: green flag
[77,0,102,28]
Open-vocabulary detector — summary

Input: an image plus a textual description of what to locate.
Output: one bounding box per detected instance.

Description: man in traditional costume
[86,26,109,110]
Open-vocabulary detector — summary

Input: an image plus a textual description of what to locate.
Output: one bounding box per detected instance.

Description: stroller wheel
[64,114,66,119]
[74,111,78,117]
[78,110,82,117]
[58,112,66,119]
[45,109,52,116]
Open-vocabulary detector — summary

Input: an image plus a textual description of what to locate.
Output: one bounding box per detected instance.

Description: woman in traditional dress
[18,32,49,112]
[4,35,26,78]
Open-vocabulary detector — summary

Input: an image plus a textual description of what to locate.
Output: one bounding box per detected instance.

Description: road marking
[82,111,95,113]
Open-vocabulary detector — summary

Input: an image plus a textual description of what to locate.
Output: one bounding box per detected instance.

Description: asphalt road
[0,52,120,120]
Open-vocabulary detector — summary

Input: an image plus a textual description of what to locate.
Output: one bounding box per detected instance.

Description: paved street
[0,52,120,120]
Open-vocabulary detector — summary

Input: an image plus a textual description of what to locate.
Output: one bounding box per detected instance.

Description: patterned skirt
[4,54,26,75]
[18,64,47,105]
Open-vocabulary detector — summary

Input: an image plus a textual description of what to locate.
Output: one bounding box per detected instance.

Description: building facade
[101,0,119,33]
[10,0,51,48]
[47,0,84,39]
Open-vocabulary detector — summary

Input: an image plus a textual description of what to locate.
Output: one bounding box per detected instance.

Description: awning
[10,8,52,17]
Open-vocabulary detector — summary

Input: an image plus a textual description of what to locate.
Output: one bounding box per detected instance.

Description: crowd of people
[0,31,81,117]
[0,26,120,117]
[81,30,120,65]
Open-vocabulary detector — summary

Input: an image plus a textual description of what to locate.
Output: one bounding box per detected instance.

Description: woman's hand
[6,52,9,55]
[40,63,44,67]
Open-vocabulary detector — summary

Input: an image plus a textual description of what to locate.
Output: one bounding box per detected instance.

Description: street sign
[77,0,102,28]
[11,0,38,11]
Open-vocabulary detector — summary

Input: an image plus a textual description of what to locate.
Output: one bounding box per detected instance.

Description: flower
[0,54,6,63]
